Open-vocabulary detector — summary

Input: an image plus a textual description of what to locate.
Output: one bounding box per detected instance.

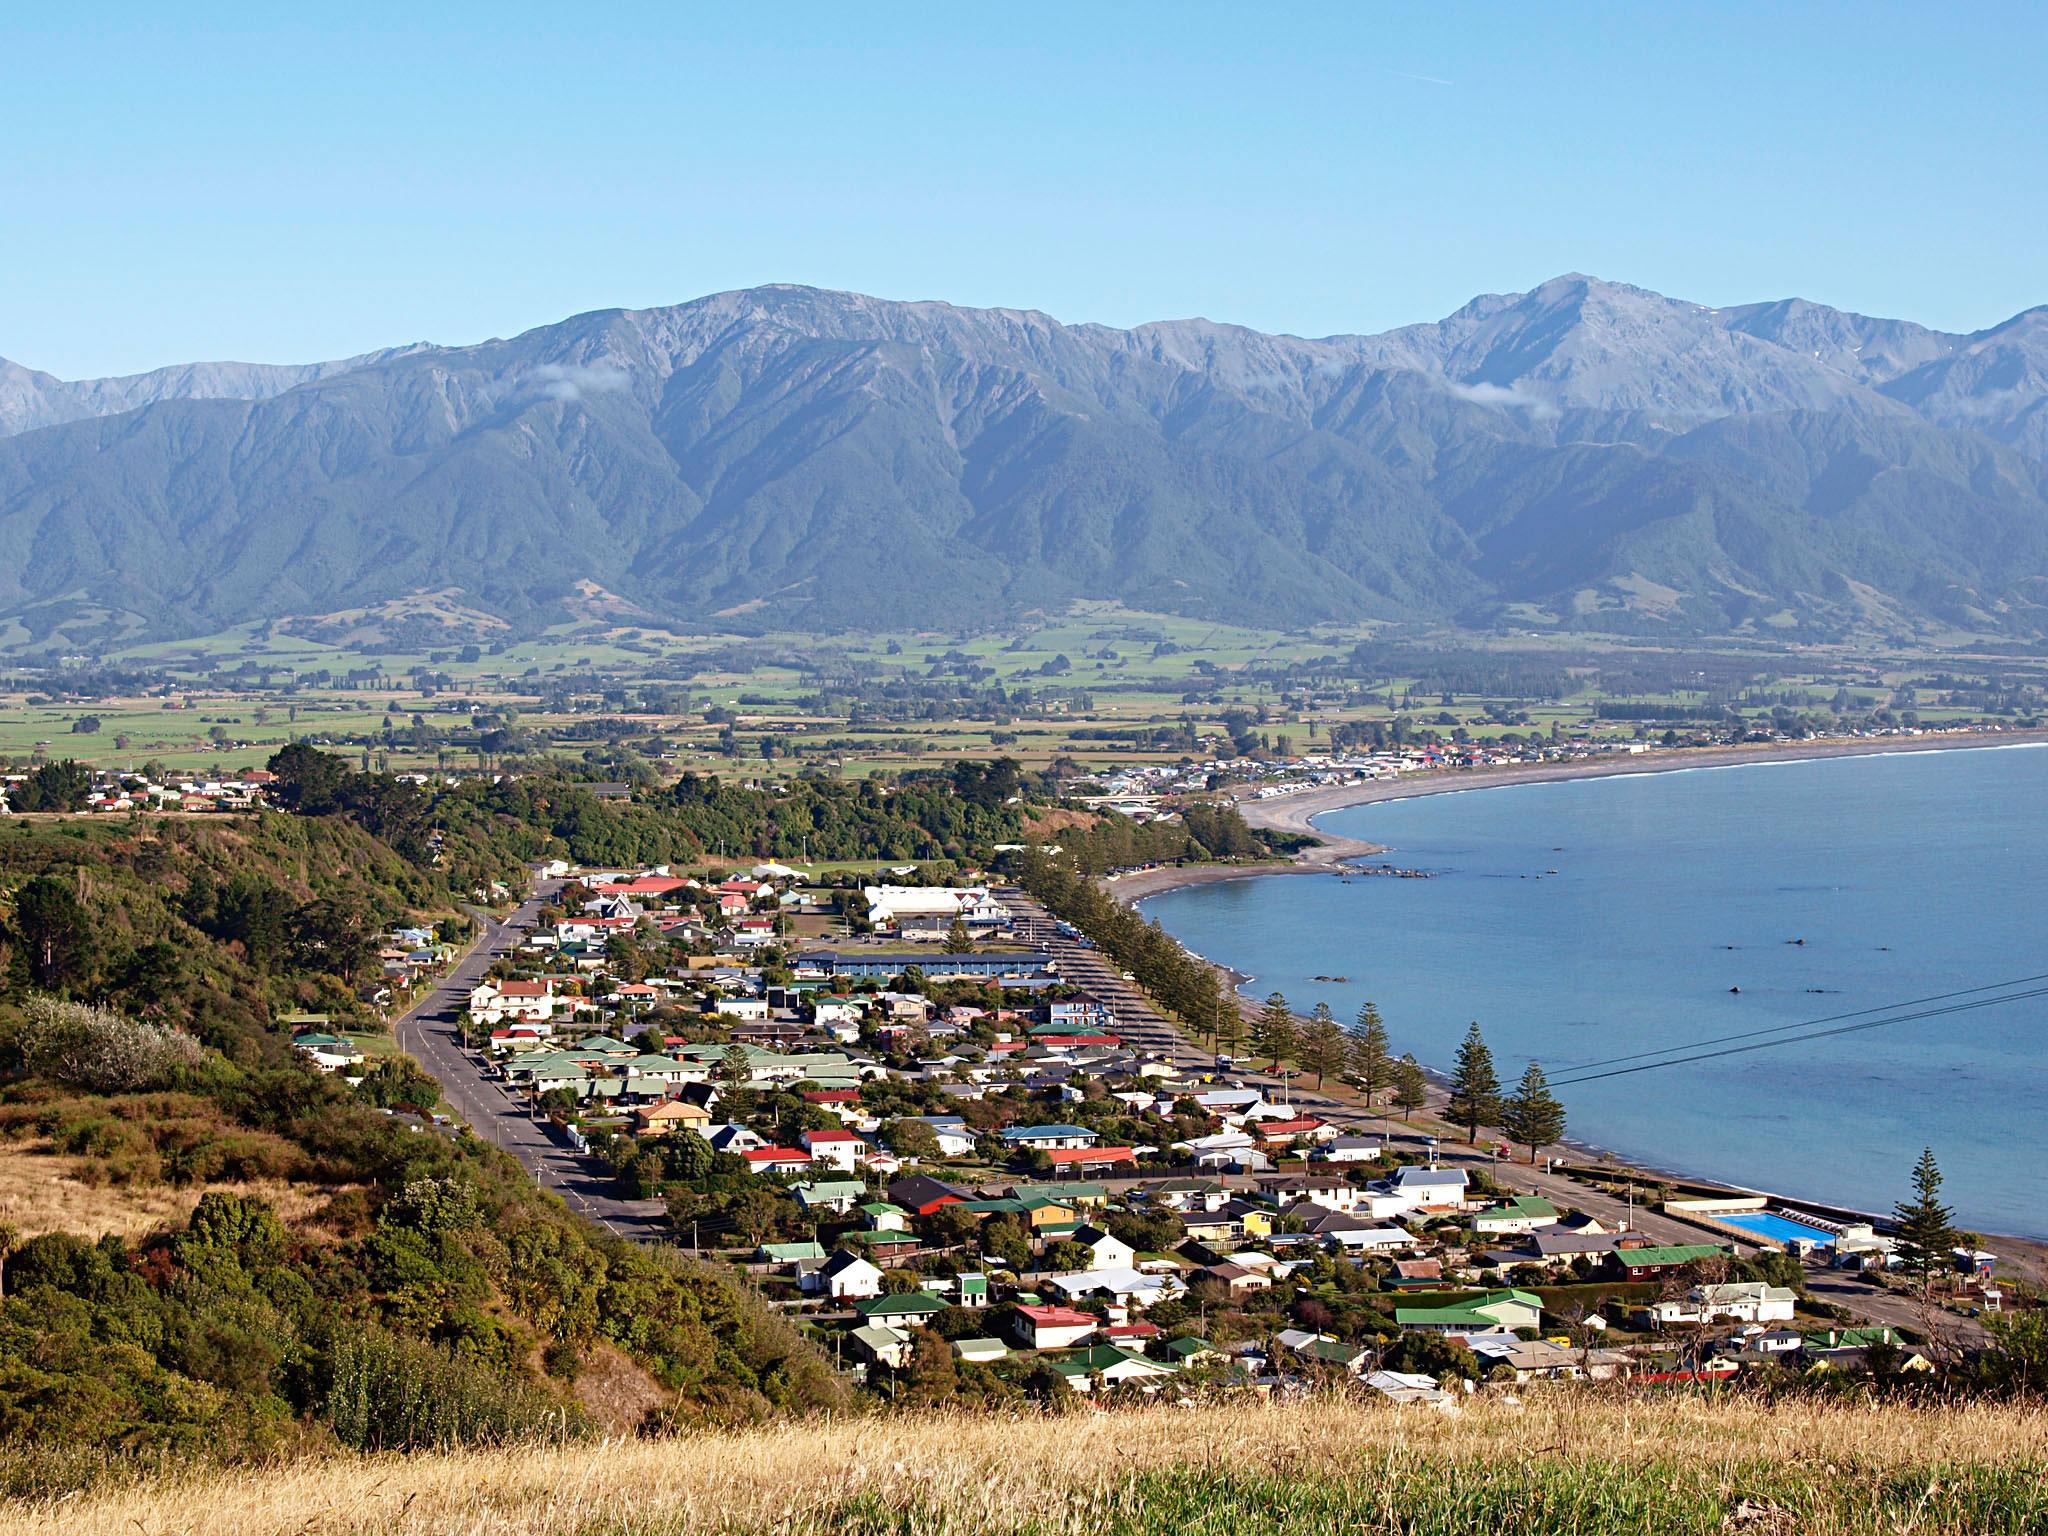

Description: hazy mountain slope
[0,277,2045,647]
[0,344,430,438]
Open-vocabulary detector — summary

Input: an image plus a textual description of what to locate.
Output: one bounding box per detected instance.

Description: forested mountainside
[3,276,2047,647]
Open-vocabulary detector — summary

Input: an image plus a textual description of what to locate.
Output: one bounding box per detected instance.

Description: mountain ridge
[2,276,2045,650]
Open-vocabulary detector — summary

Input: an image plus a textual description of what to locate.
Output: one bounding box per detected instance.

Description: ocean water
[1140,746,2048,1237]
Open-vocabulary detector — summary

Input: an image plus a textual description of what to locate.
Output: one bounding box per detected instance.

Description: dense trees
[6,760,94,813]
[1447,1022,1502,1142]
[1016,853,1227,1039]
[8,874,95,988]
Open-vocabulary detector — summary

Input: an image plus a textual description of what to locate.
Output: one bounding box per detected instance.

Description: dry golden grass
[0,1142,345,1242]
[14,1393,2048,1536]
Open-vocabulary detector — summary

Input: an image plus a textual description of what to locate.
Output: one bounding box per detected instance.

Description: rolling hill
[2,276,2046,648]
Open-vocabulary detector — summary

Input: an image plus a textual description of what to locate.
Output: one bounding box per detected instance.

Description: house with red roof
[1042,1146,1138,1171]
[801,1127,869,1172]
[740,1147,813,1175]
[1011,1303,1100,1351]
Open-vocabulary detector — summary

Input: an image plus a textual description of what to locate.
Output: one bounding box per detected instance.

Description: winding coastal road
[392,879,669,1241]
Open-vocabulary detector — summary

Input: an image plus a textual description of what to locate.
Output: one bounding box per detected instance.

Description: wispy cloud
[528,360,632,402]
[1444,379,1561,421]
[1390,69,1454,87]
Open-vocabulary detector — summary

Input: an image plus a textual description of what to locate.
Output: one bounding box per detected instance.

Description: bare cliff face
[0,276,2044,648]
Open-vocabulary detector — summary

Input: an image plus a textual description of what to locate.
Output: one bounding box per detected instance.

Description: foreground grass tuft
[12,1394,2047,1536]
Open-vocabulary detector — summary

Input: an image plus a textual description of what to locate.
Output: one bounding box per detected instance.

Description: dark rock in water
[1729,986,1742,993]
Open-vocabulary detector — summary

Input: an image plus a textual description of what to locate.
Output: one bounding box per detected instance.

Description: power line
[1555,970,2048,1075]
[1547,984,2048,1089]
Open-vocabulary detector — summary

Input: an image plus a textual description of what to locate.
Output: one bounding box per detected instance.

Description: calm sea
[1141,745,2048,1237]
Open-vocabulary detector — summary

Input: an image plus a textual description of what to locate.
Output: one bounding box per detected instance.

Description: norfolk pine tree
[1347,1001,1392,1104]
[1891,1147,1958,1290]
[1253,992,1299,1072]
[1299,1002,1346,1088]
[1392,1054,1429,1119]
[1447,1021,1502,1142]
[1502,1060,1566,1163]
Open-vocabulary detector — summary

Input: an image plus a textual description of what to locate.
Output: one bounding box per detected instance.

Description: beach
[1103,728,2048,905]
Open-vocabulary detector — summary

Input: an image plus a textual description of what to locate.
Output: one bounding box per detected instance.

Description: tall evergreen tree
[1298,1002,1346,1089]
[1347,1001,1392,1104]
[1501,1061,1566,1163]
[1391,1054,1428,1119]
[1212,989,1246,1061]
[1447,1021,1502,1143]
[1253,992,1298,1073]
[1891,1147,1958,1289]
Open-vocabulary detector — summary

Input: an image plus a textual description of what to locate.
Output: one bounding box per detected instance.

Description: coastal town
[275,846,2022,1406]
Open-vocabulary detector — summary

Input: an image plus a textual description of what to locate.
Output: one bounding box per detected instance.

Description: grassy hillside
[7,1394,2045,1536]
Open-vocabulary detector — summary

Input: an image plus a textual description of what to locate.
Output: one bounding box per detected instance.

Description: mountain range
[4,275,2047,649]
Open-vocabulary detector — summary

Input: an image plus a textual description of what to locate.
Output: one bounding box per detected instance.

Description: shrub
[5,997,203,1092]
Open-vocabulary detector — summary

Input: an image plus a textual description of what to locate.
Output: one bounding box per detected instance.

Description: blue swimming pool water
[1714,1211,1837,1247]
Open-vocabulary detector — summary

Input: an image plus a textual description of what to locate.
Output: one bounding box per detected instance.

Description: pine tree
[941,915,973,953]
[1447,1021,1502,1143]
[1891,1147,1957,1288]
[1391,1054,1428,1119]
[1213,990,1246,1060]
[1347,1001,1392,1104]
[1501,1060,1566,1163]
[1253,992,1298,1073]
[1298,1002,1346,1089]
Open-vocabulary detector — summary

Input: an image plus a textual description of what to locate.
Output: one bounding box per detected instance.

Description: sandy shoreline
[1101,729,2048,905]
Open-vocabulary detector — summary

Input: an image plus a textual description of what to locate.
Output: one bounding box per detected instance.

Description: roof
[1615,1243,1730,1269]
[999,1124,1097,1141]
[1015,1303,1097,1329]
[852,1291,947,1318]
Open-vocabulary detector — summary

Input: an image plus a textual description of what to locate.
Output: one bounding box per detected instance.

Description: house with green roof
[759,1240,828,1265]
[792,1179,866,1215]
[1163,1336,1221,1365]
[1395,1288,1543,1335]
[1045,1344,1178,1392]
[851,1291,948,1323]
[1469,1195,1560,1236]
[1609,1243,1732,1278]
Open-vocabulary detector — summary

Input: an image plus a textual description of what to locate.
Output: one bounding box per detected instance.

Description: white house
[1381,1164,1470,1213]
[1011,1303,1100,1350]
[808,1249,884,1300]
[1648,1282,1798,1327]
[801,1128,868,1172]
[1070,1224,1137,1271]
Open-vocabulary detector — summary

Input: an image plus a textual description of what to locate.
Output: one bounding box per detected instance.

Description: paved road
[998,884,1975,1338]
[392,880,669,1241]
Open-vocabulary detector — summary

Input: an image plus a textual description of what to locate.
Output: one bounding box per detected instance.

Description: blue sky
[4,3,2043,376]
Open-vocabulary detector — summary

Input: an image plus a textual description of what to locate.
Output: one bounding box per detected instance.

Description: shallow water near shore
[1142,745,2048,1236]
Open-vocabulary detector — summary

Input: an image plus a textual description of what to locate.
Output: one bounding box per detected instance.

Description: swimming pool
[1717,1210,1837,1247]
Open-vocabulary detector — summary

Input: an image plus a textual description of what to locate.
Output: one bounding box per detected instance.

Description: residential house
[849,1324,914,1369]
[1069,1224,1137,1270]
[801,1127,869,1172]
[1011,1303,1100,1351]
[1381,1164,1470,1213]
[1395,1289,1544,1336]
[1645,1282,1797,1328]
[952,1336,1009,1364]
[1469,1196,1560,1236]
[999,1124,1100,1151]
[808,1250,884,1300]
[634,1099,711,1138]
[1044,1344,1177,1394]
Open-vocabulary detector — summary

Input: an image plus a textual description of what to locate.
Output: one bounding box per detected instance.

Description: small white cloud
[1444,379,1561,420]
[528,360,632,402]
